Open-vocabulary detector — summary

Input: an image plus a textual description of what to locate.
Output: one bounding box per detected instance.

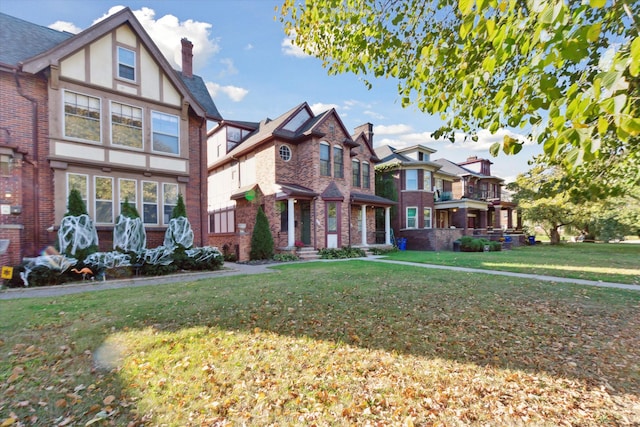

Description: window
[67,173,88,208]
[227,126,242,152]
[142,181,158,224]
[279,145,291,161]
[283,108,311,131]
[279,201,288,231]
[163,183,179,224]
[320,142,330,176]
[423,207,432,228]
[405,169,418,190]
[435,178,444,193]
[362,162,370,189]
[152,111,179,154]
[333,146,343,178]
[111,102,142,149]
[327,202,337,232]
[352,160,360,187]
[423,170,432,191]
[209,207,235,233]
[117,46,136,81]
[406,207,417,228]
[95,176,113,223]
[1,155,12,176]
[119,178,137,215]
[64,91,100,142]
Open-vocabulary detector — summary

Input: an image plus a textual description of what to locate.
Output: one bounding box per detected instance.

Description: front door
[301,202,311,245]
[326,201,339,248]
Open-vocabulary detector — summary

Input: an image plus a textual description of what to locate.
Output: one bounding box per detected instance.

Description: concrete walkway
[1,257,638,300]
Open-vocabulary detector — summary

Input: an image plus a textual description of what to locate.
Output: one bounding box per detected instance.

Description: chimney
[354,123,374,146]
[181,38,193,78]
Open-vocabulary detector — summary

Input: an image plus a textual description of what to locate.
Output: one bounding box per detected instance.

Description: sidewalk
[1,258,638,300]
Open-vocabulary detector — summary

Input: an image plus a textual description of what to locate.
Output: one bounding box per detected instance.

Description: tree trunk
[549,227,561,244]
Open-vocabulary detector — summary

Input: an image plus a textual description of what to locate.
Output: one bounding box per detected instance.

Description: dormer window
[117,46,136,81]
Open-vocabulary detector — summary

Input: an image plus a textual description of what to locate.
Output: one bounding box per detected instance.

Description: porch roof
[274,183,318,200]
[230,184,260,201]
[350,192,397,207]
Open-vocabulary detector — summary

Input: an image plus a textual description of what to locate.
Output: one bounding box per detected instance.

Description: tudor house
[207,102,395,261]
[0,9,221,266]
[375,145,522,251]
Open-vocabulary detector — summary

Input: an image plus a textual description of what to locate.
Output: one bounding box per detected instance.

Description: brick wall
[186,114,206,247]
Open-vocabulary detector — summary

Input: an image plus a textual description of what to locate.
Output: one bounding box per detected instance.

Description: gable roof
[1,9,220,120]
[433,158,504,181]
[374,144,443,170]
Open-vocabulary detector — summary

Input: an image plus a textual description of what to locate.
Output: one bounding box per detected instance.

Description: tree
[280,0,639,192]
[250,207,274,260]
[172,193,187,219]
[119,197,140,219]
[65,189,88,217]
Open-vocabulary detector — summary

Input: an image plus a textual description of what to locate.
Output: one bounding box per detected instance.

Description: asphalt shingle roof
[0,13,73,67]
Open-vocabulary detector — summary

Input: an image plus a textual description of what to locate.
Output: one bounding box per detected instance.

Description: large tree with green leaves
[280,0,639,193]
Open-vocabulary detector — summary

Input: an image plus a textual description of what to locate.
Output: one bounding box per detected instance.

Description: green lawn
[1,261,639,426]
[382,243,640,284]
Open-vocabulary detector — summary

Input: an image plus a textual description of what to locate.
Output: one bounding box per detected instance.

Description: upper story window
[352,159,361,187]
[362,162,370,189]
[64,91,101,142]
[423,170,432,191]
[152,111,180,155]
[117,46,136,81]
[227,126,242,152]
[320,142,331,176]
[111,102,143,149]
[1,155,12,176]
[333,146,343,178]
[279,145,292,161]
[405,169,418,190]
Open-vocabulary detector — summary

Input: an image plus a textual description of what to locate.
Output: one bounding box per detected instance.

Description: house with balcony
[0,9,221,266]
[207,102,395,260]
[375,146,522,250]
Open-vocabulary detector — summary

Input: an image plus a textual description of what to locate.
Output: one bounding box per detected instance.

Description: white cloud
[374,124,413,135]
[310,103,339,114]
[94,6,220,73]
[218,58,237,78]
[281,33,309,58]
[245,43,254,50]
[364,110,385,120]
[49,21,82,34]
[206,82,249,102]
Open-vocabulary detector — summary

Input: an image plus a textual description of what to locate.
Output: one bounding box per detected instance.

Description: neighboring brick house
[0,9,221,266]
[375,145,522,251]
[207,102,395,260]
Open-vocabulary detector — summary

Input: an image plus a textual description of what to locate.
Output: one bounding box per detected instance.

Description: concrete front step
[297,247,320,260]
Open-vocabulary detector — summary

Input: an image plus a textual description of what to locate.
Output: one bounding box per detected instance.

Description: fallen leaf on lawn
[1,418,16,427]
[103,395,116,405]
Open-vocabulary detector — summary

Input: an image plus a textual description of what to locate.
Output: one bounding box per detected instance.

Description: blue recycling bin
[528,236,536,245]
[397,238,407,251]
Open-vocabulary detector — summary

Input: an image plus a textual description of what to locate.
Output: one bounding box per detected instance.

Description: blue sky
[1,0,543,182]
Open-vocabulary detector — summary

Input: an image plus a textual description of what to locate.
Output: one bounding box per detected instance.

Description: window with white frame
[405,169,418,190]
[352,159,360,187]
[119,178,137,215]
[320,142,330,176]
[111,102,142,149]
[423,207,432,228]
[333,146,344,178]
[64,91,101,142]
[152,111,180,154]
[142,181,158,224]
[362,162,370,189]
[279,145,291,161]
[327,202,338,232]
[406,207,417,228]
[423,170,432,191]
[67,173,88,208]
[94,176,114,223]
[163,183,179,224]
[117,46,136,81]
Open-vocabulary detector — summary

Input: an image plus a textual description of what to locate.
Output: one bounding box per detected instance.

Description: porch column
[385,207,391,245]
[287,198,295,247]
[361,205,368,246]
[507,207,514,229]
[516,209,523,231]
[494,205,502,229]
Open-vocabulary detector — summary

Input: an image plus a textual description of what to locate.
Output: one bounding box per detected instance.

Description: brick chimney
[354,123,374,147]
[181,38,193,78]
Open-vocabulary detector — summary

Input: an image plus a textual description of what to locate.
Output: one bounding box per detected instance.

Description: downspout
[199,116,207,246]
[14,70,40,255]
[312,196,317,249]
